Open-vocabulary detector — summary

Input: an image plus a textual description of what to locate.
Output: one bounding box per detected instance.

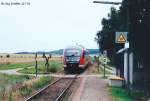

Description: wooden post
[35,53,38,77]
[43,53,50,72]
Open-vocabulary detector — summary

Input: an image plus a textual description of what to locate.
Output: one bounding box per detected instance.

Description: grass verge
[19,76,53,96]
[109,87,146,101]
[0,74,53,101]
[109,87,134,101]
[0,74,32,101]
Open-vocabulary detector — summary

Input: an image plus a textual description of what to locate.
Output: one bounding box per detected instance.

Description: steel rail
[55,75,78,101]
[25,75,78,101]
[25,78,62,101]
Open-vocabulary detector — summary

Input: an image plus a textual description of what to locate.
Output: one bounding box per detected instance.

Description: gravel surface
[68,78,82,101]
[71,77,111,101]
[81,77,111,101]
[71,64,112,101]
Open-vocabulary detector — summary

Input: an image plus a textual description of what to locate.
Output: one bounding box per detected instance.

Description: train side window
[85,51,88,57]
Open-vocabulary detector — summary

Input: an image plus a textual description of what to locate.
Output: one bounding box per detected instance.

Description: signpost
[125,42,129,48]
[103,57,107,78]
[103,50,107,77]
[103,58,107,65]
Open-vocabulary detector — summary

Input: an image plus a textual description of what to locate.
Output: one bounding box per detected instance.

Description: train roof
[64,45,86,50]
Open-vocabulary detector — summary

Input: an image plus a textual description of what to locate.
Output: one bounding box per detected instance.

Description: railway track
[25,75,78,101]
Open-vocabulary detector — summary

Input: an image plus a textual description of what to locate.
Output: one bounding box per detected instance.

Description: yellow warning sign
[115,32,127,43]
[117,34,126,43]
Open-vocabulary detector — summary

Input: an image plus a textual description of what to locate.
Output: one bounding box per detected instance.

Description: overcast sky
[0,0,121,53]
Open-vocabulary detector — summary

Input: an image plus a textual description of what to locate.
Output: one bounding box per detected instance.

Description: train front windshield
[65,49,81,57]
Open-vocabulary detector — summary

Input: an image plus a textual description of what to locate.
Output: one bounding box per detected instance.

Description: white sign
[124,42,129,48]
[103,50,107,57]
[103,58,107,64]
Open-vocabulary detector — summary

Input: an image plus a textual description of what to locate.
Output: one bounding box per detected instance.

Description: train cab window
[65,49,81,57]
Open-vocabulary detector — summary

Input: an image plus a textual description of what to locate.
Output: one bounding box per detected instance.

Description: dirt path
[71,65,112,101]
[0,68,22,75]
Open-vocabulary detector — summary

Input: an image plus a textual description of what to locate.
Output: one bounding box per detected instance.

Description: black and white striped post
[35,52,38,77]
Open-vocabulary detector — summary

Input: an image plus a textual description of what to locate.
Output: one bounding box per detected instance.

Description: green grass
[109,87,134,101]
[0,74,32,98]
[0,62,35,70]
[20,86,32,96]
[0,74,31,88]
[32,76,53,89]
[47,62,62,73]
[19,67,45,74]
[0,61,48,70]
[18,61,63,74]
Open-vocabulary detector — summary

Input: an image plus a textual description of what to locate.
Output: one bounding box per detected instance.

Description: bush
[8,93,13,101]
[23,75,30,80]
[6,54,10,58]
[32,77,52,89]
[6,62,11,65]
[20,86,32,96]
[48,67,57,73]
[48,63,60,73]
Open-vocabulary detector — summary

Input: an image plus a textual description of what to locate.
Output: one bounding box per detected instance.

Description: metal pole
[104,64,106,77]
[35,60,37,77]
[35,53,38,77]
[93,1,122,5]
[98,56,100,73]
[126,0,131,96]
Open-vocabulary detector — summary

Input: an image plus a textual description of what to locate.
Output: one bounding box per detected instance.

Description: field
[0,54,63,72]
[0,62,35,70]
[18,61,63,74]
[0,53,62,64]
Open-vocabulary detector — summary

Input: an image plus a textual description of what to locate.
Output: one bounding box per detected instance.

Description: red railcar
[63,46,91,73]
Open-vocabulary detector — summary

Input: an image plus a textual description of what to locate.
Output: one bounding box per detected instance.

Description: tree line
[95,0,150,67]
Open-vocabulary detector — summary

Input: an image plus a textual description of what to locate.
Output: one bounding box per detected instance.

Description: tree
[6,54,10,58]
[95,7,124,64]
[42,53,50,72]
[42,53,45,58]
[95,0,150,69]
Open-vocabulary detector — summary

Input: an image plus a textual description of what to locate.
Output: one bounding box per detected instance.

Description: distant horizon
[0,48,100,54]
